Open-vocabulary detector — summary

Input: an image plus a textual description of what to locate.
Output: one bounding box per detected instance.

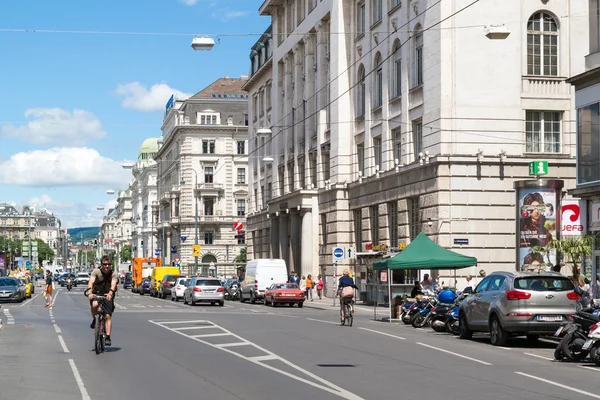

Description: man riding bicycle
[87,255,118,346]
[338,269,359,323]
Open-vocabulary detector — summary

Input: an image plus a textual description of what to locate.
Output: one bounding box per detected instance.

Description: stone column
[270,216,280,258]
[166,231,171,266]
[289,210,300,274]
[304,34,316,188]
[283,54,293,195]
[279,214,289,270]
[301,210,313,277]
[293,44,304,191]
[315,21,327,186]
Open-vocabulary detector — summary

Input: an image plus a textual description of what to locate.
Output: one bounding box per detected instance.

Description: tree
[36,239,55,266]
[234,247,247,264]
[120,244,132,262]
[548,235,596,281]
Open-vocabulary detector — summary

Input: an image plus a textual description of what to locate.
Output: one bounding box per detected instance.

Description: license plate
[583,340,593,350]
[537,315,563,322]
[0,293,10,297]
[554,327,564,337]
[283,293,296,297]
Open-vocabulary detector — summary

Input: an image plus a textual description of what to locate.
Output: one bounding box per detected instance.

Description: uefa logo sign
[561,200,587,234]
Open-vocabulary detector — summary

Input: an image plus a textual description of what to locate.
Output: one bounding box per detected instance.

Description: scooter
[583,323,600,366]
[66,278,73,291]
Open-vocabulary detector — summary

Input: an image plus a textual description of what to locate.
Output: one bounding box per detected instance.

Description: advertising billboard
[561,200,587,236]
[515,180,564,272]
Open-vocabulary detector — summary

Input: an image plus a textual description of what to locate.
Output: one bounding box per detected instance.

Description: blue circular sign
[333,248,344,258]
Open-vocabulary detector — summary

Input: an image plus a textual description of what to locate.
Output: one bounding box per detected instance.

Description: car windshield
[78,274,88,277]
[275,284,299,290]
[514,276,575,292]
[0,278,17,286]
[196,280,222,286]
[165,276,178,283]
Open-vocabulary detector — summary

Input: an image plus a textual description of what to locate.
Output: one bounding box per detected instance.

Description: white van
[240,259,288,303]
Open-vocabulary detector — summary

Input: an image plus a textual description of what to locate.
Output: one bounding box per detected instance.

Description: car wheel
[298,302,304,308]
[459,313,473,340]
[250,292,256,304]
[218,301,224,307]
[526,334,540,343]
[271,298,276,307]
[240,291,246,303]
[489,316,508,346]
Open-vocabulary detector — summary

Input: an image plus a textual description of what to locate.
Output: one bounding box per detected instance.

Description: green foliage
[548,235,596,280]
[234,247,247,264]
[120,244,132,262]
[36,239,55,265]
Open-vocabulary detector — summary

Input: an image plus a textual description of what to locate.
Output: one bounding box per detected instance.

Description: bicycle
[84,289,107,354]
[340,296,354,327]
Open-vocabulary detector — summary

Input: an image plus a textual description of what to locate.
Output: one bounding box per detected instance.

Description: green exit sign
[528,160,548,176]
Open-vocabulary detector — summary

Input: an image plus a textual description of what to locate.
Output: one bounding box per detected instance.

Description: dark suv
[158,274,184,299]
[122,273,133,289]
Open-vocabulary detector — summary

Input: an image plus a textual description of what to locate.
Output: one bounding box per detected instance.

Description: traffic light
[141,240,144,248]
[93,239,98,248]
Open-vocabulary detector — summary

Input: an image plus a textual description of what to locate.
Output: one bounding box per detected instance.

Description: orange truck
[131,257,161,293]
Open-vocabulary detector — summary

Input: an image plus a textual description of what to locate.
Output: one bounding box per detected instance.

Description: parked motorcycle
[554,286,599,361]
[412,298,438,328]
[583,323,600,366]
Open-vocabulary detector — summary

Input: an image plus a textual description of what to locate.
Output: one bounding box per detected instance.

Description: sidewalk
[302,296,374,313]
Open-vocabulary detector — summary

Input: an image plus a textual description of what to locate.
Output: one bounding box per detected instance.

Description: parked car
[122,272,133,289]
[76,273,90,285]
[264,283,305,307]
[0,277,26,303]
[158,274,184,299]
[183,277,224,306]
[19,278,32,298]
[150,267,180,297]
[459,271,578,346]
[240,259,288,304]
[170,277,190,302]
[139,278,151,295]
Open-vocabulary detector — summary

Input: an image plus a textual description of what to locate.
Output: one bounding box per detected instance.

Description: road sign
[454,238,469,245]
[192,244,201,257]
[346,247,356,260]
[234,221,243,231]
[528,160,548,176]
[332,247,345,263]
[84,241,89,246]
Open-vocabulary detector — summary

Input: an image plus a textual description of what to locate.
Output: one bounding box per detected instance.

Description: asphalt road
[2,286,600,400]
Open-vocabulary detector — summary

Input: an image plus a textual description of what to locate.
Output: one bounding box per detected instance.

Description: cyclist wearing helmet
[337,269,359,322]
[87,255,118,346]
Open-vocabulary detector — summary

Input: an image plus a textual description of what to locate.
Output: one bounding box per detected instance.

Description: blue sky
[0,0,268,228]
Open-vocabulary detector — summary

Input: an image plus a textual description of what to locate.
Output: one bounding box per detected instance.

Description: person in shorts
[44,270,53,308]
[87,256,118,346]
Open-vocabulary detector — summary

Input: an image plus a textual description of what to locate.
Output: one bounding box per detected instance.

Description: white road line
[53,324,61,333]
[306,318,339,325]
[21,293,40,306]
[58,335,70,353]
[497,346,512,350]
[155,319,210,325]
[68,359,91,400]
[149,319,365,400]
[358,327,406,340]
[172,326,216,331]
[52,289,60,307]
[248,355,278,362]
[416,342,493,366]
[216,342,251,348]
[578,365,600,373]
[515,371,600,399]
[523,352,554,361]
[114,302,126,310]
[3,309,15,325]
[191,333,231,338]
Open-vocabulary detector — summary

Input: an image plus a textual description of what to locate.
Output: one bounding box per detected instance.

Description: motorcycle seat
[578,311,600,322]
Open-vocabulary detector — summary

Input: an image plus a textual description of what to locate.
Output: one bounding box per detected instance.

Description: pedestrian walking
[317,275,324,299]
[299,275,307,297]
[44,270,53,308]
[306,274,314,301]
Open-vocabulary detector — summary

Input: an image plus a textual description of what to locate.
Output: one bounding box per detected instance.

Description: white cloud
[180,0,197,4]
[22,194,107,228]
[213,10,249,21]
[0,147,131,187]
[1,108,106,145]
[115,82,192,112]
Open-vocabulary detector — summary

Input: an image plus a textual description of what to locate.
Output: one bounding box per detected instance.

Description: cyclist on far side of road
[87,255,118,346]
[337,269,359,323]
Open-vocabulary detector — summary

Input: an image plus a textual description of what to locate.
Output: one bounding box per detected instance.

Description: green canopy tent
[372,232,478,321]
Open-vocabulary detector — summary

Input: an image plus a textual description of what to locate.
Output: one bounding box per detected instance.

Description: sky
[0,0,268,228]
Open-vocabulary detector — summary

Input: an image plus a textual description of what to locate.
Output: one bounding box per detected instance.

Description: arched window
[357,65,366,117]
[202,254,218,264]
[413,26,423,87]
[527,12,558,76]
[391,39,402,98]
[373,53,383,108]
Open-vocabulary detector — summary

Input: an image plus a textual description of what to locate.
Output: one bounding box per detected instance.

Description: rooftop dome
[138,138,160,160]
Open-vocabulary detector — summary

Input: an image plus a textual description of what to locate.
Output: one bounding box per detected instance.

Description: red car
[264,283,305,307]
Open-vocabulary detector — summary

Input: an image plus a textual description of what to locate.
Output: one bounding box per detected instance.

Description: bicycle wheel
[100,317,105,353]
[347,304,353,327]
[94,314,102,354]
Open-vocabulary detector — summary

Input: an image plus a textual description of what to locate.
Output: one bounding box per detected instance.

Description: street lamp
[180,168,199,275]
[191,37,215,51]
[485,25,510,40]
[106,189,115,195]
[122,161,135,169]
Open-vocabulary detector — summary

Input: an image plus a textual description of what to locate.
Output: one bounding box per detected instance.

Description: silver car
[183,277,225,306]
[459,271,578,346]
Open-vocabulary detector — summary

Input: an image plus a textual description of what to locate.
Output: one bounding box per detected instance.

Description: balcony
[170,185,181,194]
[195,183,224,197]
[170,216,181,225]
[521,76,571,99]
[198,214,236,223]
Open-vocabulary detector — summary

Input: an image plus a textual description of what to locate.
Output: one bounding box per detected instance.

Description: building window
[388,201,398,247]
[413,29,423,87]
[390,0,401,9]
[357,2,366,35]
[204,231,214,245]
[266,183,272,202]
[357,65,366,117]
[357,143,365,176]
[393,128,402,163]
[412,120,423,160]
[392,40,401,98]
[203,197,215,216]
[174,198,180,217]
[577,103,600,184]
[371,0,382,25]
[237,199,246,216]
[237,141,245,155]
[525,111,561,153]
[244,114,249,126]
[198,113,220,125]
[373,53,383,108]
[354,209,363,249]
[370,205,379,244]
[407,197,420,240]
[310,155,317,187]
[321,214,327,247]
[237,168,246,184]
[527,12,559,76]
[202,140,215,154]
[373,136,382,171]
[204,167,214,183]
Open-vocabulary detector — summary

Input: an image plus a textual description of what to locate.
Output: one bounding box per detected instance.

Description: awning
[373,232,478,270]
